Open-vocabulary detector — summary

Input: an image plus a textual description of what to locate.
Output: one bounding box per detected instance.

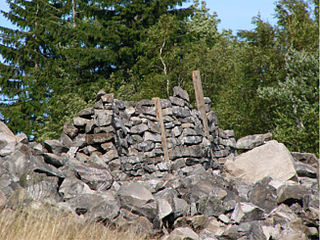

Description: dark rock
[43,153,65,168]
[44,140,68,155]
[249,177,277,213]
[294,161,317,178]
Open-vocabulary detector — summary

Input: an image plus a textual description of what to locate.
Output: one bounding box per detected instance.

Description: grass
[0,205,148,240]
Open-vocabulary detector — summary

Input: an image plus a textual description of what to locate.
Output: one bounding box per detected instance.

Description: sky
[0,0,278,33]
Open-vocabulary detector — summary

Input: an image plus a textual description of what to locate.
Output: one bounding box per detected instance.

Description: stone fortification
[61,86,236,180]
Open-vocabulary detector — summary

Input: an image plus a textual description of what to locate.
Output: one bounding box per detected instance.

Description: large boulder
[224,140,297,183]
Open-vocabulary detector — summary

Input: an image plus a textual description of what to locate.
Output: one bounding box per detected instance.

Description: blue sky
[0,0,278,33]
[203,0,277,33]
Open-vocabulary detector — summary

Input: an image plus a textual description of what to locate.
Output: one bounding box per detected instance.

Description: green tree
[258,49,319,153]
[0,0,68,137]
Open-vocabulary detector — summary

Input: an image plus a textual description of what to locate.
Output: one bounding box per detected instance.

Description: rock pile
[0,87,318,240]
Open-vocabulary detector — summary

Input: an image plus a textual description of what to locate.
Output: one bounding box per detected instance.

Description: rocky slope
[0,87,318,240]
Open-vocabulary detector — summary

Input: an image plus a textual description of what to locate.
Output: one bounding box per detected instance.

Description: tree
[258,49,319,153]
[0,0,69,137]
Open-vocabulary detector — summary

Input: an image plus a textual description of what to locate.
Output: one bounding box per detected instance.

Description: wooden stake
[192,70,209,137]
[152,97,169,162]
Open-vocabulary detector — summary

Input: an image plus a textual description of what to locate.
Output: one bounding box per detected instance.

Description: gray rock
[169,96,185,107]
[236,132,272,150]
[137,141,155,152]
[181,136,202,145]
[73,116,89,127]
[225,140,297,183]
[96,89,106,100]
[117,182,157,221]
[173,86,190,102]
[78,108,94,118]
[66,192,120,222]
[172,106,191,118]
[277,182,308,204]
[59,177,95,199]
[130,123,148,134]
[158,198,173,220]
[94,110,112,127]
[144,131,161,142]
[291,152,318,169]
[164,227,200,240]
[73,162,113,191]
[15,133,28,144]
[101,93,113,103]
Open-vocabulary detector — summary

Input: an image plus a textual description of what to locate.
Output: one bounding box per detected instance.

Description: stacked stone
[59,86,236,180]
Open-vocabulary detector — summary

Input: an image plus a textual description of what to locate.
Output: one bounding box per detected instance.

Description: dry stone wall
[61,86,236,180]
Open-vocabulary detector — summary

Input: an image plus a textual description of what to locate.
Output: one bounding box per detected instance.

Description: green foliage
[258,49,319,153]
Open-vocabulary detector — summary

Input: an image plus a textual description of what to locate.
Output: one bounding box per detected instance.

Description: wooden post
[152,97,169,162]
[192,70,209,137]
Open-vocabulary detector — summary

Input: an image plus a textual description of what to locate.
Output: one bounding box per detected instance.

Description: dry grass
[0,206,148,240]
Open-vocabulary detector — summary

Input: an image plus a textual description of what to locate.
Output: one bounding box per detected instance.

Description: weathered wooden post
[192,70,209,137]
[152,97,169,162]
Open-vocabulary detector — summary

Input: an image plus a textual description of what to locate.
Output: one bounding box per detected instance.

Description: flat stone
[73,116,89,127]
[144,131,161,142]
[130,123,148,134]
[172,106,191,118]
[236,133,272,150]
[78,108,94,117]
[224,140,297,183]
[85,132,114,144]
